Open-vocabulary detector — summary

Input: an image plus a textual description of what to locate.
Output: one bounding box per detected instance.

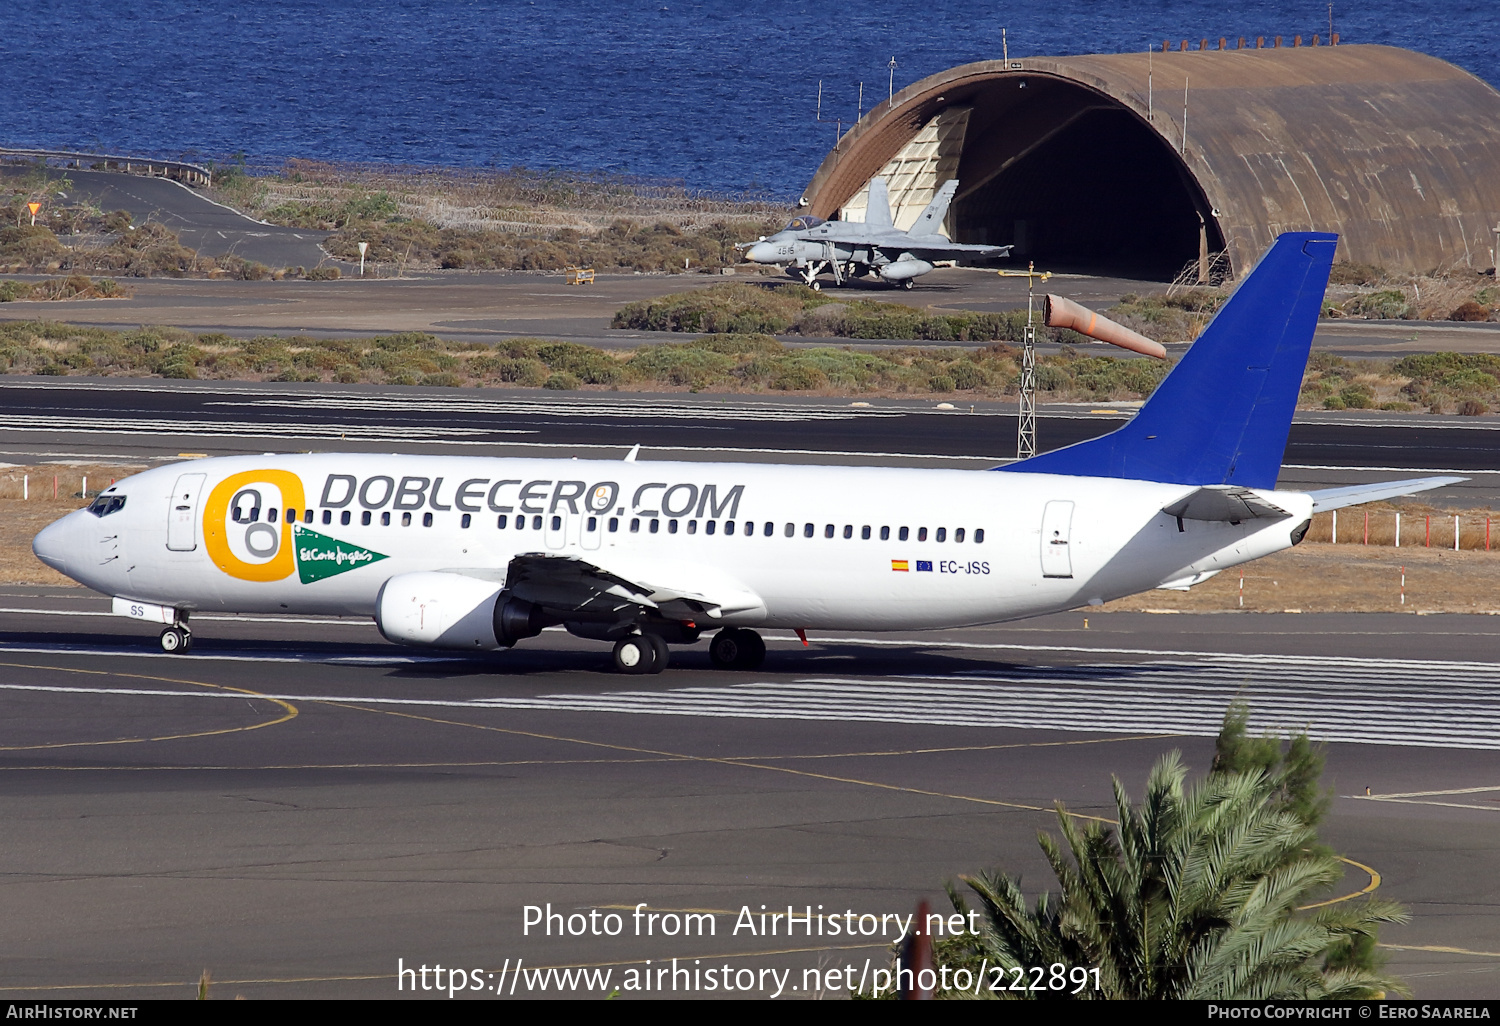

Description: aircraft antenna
[995,262,1053,460]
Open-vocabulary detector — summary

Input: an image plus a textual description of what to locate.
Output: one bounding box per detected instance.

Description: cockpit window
[781,216,825,232]
[87,493,126,518]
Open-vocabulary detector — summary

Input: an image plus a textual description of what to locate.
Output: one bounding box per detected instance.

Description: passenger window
[286,508,295,522]
[587,516,597,532]
[687,520,697,535]
[880,526,890,541]
[321,509,331,525]
[955,527,965,542]
[823,524,834,538]
[609,517,619,532]
[361,511,371,526]
[630,518,640,533]
[402,512,412,527]
[861,525,871,540]
[784,523,794,537]
[975,528,985,543]
[498,514,509,529]
[843,525,852,539]
[724,521,734,536]
[767,522,776,537]
[461,513,472,528]
[304,509,314,525]
[899,527,909,541]
[381,512,391,526]
[650,519,660,534]
[804,523,814,538]
[532,515,542,530]
[669,520,679,534]
[705,521,716,535]
[936,527,946,542]
[423,512,433,527]
[515,515,525,531]
[268,508,278,523]
[341,511,351,526]
[918,527,928,541]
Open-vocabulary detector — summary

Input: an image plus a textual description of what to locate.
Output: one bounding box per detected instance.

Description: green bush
[1344,290,1412,320]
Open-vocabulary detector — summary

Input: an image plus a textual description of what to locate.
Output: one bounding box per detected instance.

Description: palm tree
[946,753,1408,999]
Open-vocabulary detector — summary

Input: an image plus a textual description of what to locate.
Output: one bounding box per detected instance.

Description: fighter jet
[740,178,1011,290]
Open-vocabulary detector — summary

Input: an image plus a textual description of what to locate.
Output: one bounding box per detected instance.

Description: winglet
[999,232,1338,488]
[623,444,641,463]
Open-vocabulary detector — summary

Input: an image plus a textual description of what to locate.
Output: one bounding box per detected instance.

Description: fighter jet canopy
[781,216,825,232]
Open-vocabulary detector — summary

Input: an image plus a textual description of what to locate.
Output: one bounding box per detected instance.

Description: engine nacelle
[878,258,935,282]
[375,571,507,650]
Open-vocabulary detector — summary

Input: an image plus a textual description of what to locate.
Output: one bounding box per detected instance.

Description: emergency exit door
[166,473,206,551]
[1040,500,1074,578]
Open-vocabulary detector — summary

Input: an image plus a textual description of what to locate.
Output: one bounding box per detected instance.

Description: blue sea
[2,1,1496,197]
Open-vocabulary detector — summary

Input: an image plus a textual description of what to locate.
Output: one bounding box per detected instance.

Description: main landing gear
[612,632,669,675]
[159,625,192,654]
[709,628,765,670]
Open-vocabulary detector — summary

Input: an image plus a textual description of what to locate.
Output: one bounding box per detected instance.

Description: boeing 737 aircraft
[33,233,1459,673]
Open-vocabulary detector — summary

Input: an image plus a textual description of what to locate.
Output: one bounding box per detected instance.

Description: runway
[2,590,1500,999]
[0,377,1494,506]
[3,379,1500,999]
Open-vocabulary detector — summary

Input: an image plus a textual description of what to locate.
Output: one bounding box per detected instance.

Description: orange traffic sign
[26,202,39,215]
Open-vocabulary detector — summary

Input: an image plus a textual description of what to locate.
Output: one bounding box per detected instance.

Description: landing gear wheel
[900,278,914,290]
[709,628,766,670]
[810,280,821,291]
[612,634,657,675]
[159,626,191,654]
[646,633,670,674]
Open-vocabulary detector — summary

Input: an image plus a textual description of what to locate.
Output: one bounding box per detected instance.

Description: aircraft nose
[744,243,773,263]
[32,510,84,575]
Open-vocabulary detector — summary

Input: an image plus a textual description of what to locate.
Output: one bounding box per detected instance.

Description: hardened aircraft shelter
[801,43,1500,280]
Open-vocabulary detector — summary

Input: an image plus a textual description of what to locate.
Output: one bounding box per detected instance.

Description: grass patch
[0,276,129,301]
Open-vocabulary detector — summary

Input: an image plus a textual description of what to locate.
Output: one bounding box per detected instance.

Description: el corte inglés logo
[292,525,388,584]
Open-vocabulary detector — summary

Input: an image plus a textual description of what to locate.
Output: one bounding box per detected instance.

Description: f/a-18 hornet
[740,178,1011,290]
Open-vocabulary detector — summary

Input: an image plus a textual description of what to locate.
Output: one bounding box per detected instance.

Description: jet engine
[878,258,935,282]
[374,571,545,650]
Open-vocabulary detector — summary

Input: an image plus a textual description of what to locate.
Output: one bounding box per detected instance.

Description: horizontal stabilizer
[1307,476,1465,512]
[1163,486,1291,522]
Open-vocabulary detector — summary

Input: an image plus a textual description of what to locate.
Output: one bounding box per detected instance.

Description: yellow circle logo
[203,470,307,582]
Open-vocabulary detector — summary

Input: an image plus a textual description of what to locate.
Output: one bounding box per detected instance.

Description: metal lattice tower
[996,262,1052,460]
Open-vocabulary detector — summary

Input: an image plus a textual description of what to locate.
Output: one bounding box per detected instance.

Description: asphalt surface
[1,166,333,269]
[0,377,1492,507]
[2,594,1500,999]
[1,380,1499,998]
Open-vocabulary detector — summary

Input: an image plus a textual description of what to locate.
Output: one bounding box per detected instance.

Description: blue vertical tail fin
[999,232,1337,489]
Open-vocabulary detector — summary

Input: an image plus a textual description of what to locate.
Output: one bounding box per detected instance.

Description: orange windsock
[1043,293,1167,359]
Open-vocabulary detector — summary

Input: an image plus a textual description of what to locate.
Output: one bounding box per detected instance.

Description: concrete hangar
[801,43,1500,280]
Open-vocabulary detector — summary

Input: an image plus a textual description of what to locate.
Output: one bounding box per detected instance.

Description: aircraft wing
[1306,476,1465,511]
[495,552,766,621]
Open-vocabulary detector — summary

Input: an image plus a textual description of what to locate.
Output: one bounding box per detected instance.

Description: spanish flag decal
[891,559,909,572]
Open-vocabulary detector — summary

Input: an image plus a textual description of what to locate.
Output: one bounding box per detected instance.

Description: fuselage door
[1040,500,1074,578]
[166,473,207,551]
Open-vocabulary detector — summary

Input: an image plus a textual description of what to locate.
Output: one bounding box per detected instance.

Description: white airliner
[32,234,1458,673]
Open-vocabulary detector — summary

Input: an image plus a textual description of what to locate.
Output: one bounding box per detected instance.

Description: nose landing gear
[159,625,192,654]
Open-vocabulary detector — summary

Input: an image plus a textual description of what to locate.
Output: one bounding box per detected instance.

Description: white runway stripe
[0,413,503,441]
[208,395,902,422]
[462,653,1500,750]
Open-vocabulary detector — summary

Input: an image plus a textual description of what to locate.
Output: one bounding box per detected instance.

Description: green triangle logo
[292,525,389,584]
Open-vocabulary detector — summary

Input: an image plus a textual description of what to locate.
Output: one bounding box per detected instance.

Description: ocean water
[1,1,1495,197]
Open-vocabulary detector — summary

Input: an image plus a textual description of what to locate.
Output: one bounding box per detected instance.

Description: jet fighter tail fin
[998,232,1338,489]
[864,178,893,228]
[910,180,959,238]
